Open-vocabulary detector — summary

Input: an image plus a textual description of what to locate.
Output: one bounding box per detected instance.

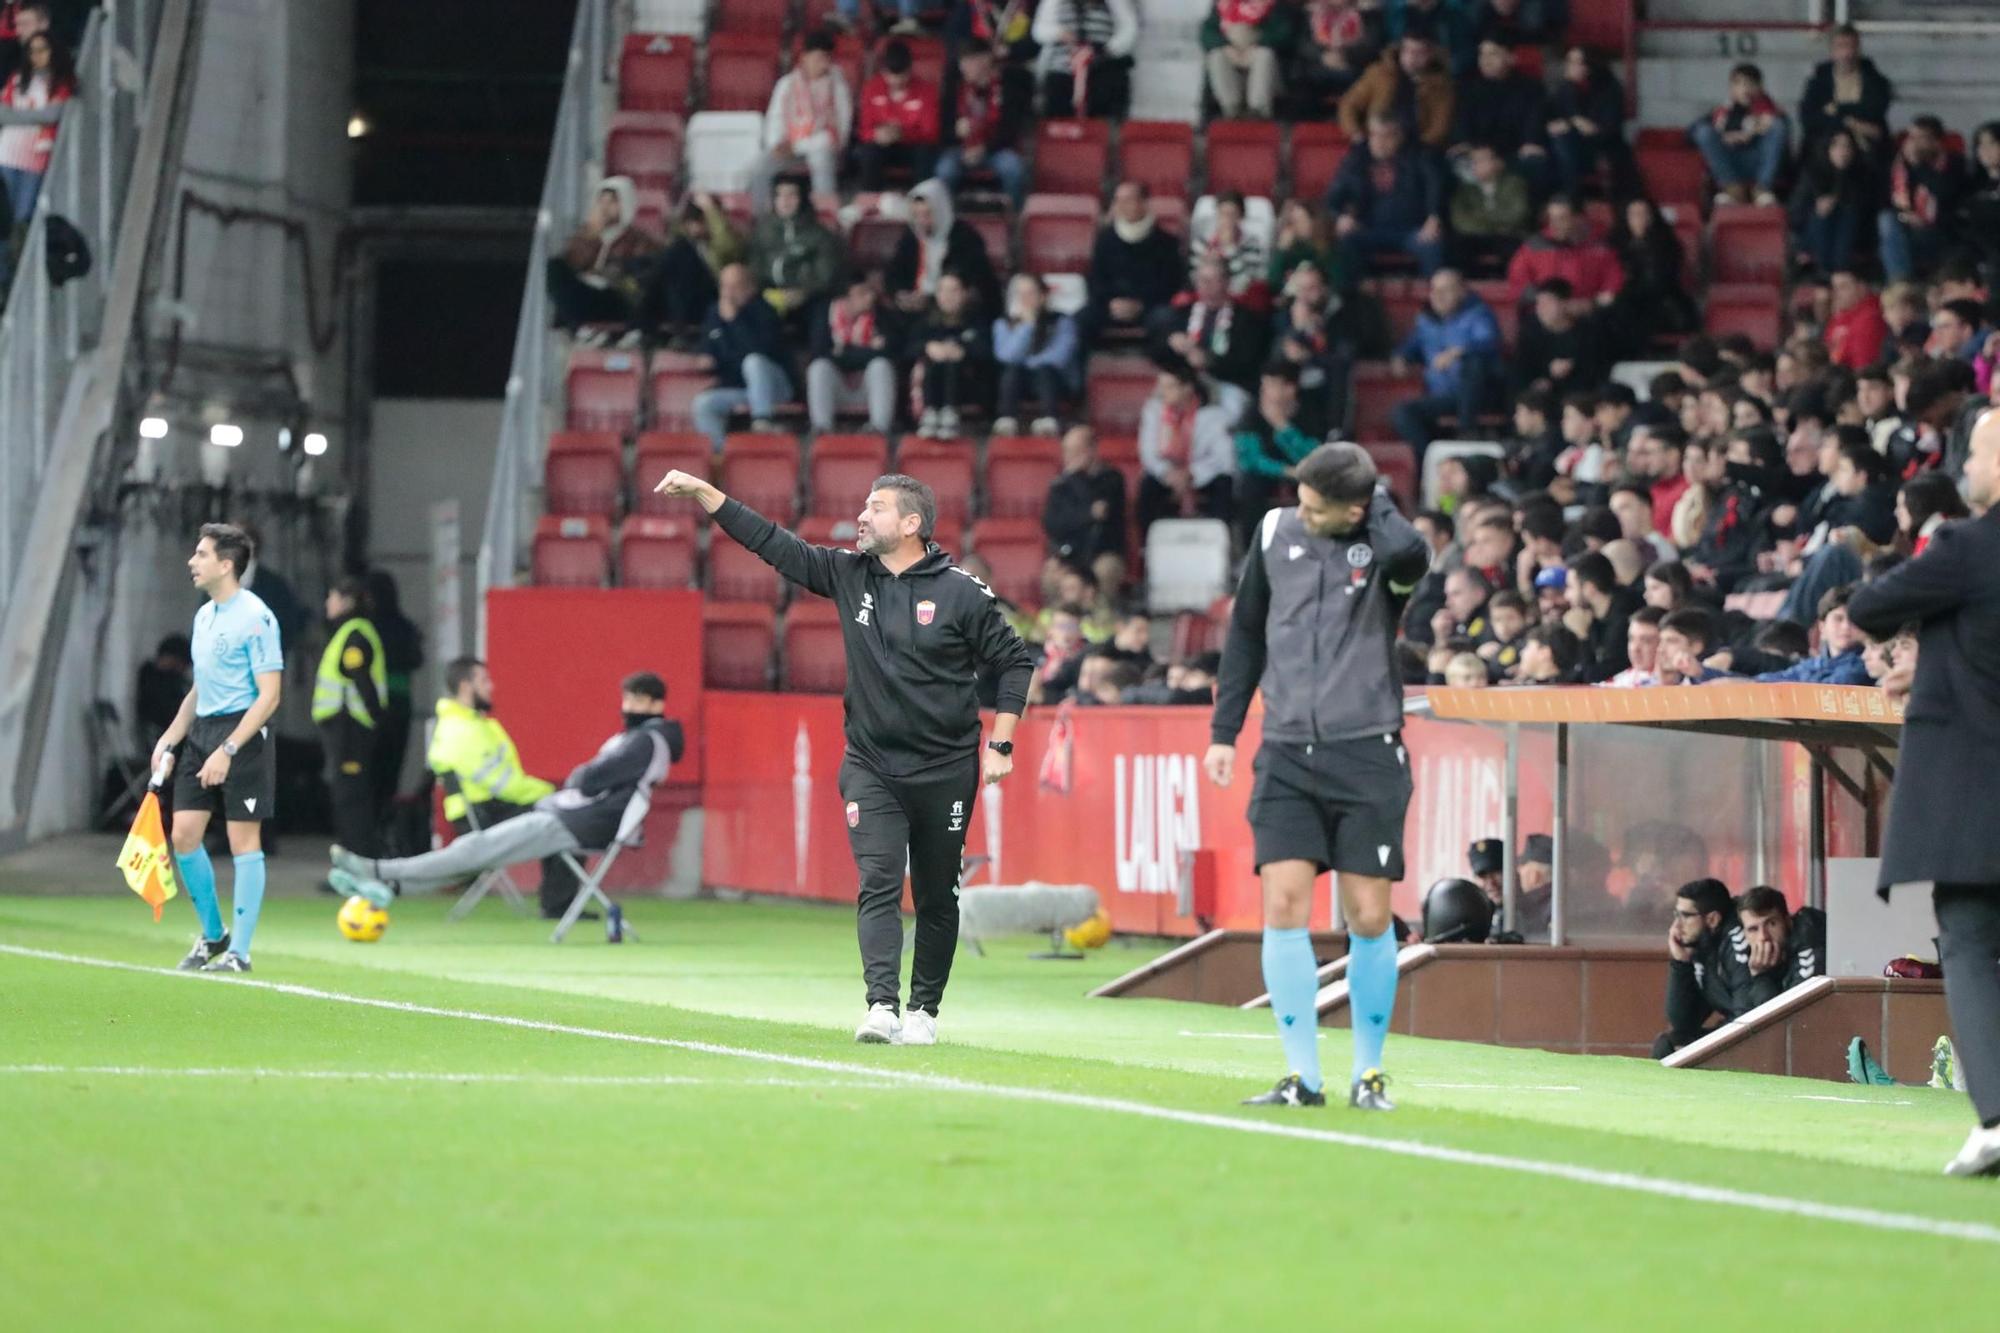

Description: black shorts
[171,712,276,824]
[1248,733,1412,879]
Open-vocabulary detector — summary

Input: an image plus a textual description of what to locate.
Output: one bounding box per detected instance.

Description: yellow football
[337,894,389,943]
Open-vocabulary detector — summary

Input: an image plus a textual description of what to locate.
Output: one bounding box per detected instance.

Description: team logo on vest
[855,593,874,626]
[916,599,936,626]
[846,801,860,828]
[1346,542,1373,589]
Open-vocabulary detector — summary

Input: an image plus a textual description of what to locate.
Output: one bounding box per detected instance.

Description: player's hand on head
[1202,743,1235,788]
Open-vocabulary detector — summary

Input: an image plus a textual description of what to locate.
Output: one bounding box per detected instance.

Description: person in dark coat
[887,178,1001,320]
[1041,424,1129,587]
[1795,23,1893,158]
[1081,181,1183,347]
[1846,409,2000,1178]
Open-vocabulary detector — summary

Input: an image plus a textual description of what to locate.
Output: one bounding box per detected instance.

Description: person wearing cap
[1467,835,1552,939]
[1137,353,1236,537]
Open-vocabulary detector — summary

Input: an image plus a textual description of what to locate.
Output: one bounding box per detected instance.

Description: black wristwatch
[986,740,1014,756]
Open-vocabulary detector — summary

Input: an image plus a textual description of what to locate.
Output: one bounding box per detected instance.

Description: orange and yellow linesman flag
[116,791,179,921]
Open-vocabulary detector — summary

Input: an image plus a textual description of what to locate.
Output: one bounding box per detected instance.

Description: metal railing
[477,0,613,640]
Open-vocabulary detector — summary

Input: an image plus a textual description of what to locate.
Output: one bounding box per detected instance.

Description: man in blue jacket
[1389,268,1501,459]
[1327,114,1447,278]
[691,262,796,448]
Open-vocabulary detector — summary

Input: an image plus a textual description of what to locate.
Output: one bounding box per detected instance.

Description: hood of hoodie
[906,178,954,242]
[597,175,638,250]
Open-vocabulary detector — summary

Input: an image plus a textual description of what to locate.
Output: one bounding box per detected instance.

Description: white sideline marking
[1796,1094,1918,1106]
[4,943,1995,1247]
[0,1065,895,1091]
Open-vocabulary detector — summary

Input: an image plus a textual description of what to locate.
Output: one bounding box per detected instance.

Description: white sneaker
[1753,190,1778,207]
[992,416,1019,436]
[1943,1123,2000,1178]
[938,408,961,438]
[1030,416,1059,436]
[917,408,941,438]
[899,1009,937,1046]
[855,1002,902,1044]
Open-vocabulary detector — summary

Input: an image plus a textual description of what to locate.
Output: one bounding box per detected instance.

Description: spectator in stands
[0,26,71,230]
[888,179,1001,318]
[1390,268,1502,460]
[1653,607,1715,685]
[1797,23,1892,159]
[1610,482,1677,563]
[0,3,47,84]
[1476,588,1528,677]
[1339,34,1454,149]
[1513,280,1601,401]
[1268,201,1343,296]
[1897,469,1969,557]
[1201,0,1293,120]
[855,40,941,192]
[1443,653,1488,688]
[1027,604,1088,702]
[1155,255,1267,418]
[1514,501,1566,598]
[1960,122,2000,282]
[838,0,924,36]
[911,269,992,439]
[1429,565,1493,646]
[1627,422,1693,539]
[1505,195,1624,311]
[1467,0,1561,53]
[1042,424,1128,586]
[1328,114,1446,277]
[1929,298,1991,364]
[748,174,845,327]
[1462,512,1518,592]
[547,176,661,338]
[1504,387,1560,490]
[1889,356,1978,481]
[1449,39,1550,195]
[1563,550,1640,682]
[1607,198,1695,354]
[1449,143,1534,275]
[1093,610,1156,670]
[936,44,1029,210]
[1266,260,1350,439]
[692,263,794,447]
[947,0,1040,74]
[1789,129,1874,277]
[1032,0,1138,119]
[1856,365,1899,449]
[646,193,743,337]
[1878,115,1962,283]
[992,273,1080,436]
[1688,63,1788,208]
[1514,623,1580,684]
[1231,363,1315,543]
[1546,46,1635,197]
[1879,282,1931,365]
[1189,192,1269,299]
[1138,354,1237,535]
[1294,0,1372,116]
[1824,269,1889,370]
[1084,181,1183,346]
[1642,558,1694,614]
[1731,584,1869,685]
[1605,604,1664,687]
[755,29,852,203]
[807,272,900,435]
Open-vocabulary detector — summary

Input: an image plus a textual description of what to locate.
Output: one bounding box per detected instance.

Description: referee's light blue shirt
[192,587,284,717]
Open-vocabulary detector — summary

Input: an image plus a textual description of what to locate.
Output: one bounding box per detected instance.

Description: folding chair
[442,776,533,922]
[549,780,658,944]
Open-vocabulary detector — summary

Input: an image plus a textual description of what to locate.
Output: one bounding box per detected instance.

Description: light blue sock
[231,852,267,959]
[174,846,224,941]
[1261,926,1323,1093]
[1347,926,1401,1083]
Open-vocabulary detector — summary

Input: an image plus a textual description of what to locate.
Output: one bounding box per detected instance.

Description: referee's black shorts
[1248,732,1412,879]
[171,712,276,824]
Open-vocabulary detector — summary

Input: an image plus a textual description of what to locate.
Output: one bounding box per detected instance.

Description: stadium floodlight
[277,427,293,451]
[138,416,169,439]
[347,113,370,139]
[209,423,244,448]
[303,431,329,457]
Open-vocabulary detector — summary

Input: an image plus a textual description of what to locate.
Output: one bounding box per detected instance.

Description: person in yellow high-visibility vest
[313,577,387,860]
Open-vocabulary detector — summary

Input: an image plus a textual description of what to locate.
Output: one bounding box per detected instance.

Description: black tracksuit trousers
[842,752,981,1016]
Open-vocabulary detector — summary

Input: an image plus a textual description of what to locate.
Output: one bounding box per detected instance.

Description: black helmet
[1422,877,1493,944]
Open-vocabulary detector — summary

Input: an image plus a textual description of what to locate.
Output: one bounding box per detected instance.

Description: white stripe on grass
[0,1065,898,1090]
[4,943,1993,1247]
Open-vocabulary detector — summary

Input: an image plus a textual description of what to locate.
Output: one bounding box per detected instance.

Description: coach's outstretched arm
[1204,540,1272,789]
[656,470,843,598]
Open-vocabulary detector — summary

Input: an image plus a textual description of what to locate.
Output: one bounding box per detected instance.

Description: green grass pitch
[2,891,1997,1330]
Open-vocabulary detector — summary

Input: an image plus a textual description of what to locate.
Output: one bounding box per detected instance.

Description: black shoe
[1242,1073,1327,1107]
[1349,1068,1396,1111]
[200,951,252,975]
[177,933,229,971]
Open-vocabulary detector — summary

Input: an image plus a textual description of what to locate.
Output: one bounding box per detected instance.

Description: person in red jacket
[1824,269,1889,370]
[854,40,940,192]
[1504,195,1624,312]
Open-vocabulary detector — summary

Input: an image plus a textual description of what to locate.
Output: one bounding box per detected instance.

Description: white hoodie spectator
[753,29,853,202]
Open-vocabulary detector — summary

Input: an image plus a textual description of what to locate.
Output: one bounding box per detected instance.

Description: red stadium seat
[847,212,907,271]
[703,600,776,689]
[648,351,716,431]
[721,433,801,522]
[1150,194,1188,238]
[1664,206,1703,283]
[1636,145,1706,209]
[633,430,711,516]
[1361,441,1418,510]
[1467,280,1519,352]
[1170,597,1232,660]
[604,111,684,193]
[544,431,624,518]
[1204,120,1280,198]
[1094,433,1141,504]
[1019,194,1098,276]
[1708,205,1787,285]
[1086,356,1156,435]
[532,516,611,588]
[983,435,1062,519]
[968,517,1046,607]
[781,600,849,694]
[617,516,697,589]
[1118,120,1194,200]
[1349,363,1424,442]
[896,439,975,524]
[1703,283,1782,348]
[713,0,788,34]
[797,516,859,547]
[705,33,779,112]
[1289,122,1349,203]
[566,349,643,434]
[619,34,695,113]
[708,535,782,603]
[965,210,1012,272]
[1568,0,1630,54]
[808,434,890,516]
[1378,278,1427,347]
[1634,127,1686,151]
[1032,118,1110,197]
[928,516,965,555]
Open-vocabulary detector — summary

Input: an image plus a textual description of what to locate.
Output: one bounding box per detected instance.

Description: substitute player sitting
[1205,443,1429,1109]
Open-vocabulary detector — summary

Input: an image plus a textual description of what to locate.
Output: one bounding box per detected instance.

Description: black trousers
[322,716,379,857]
[1137,472,1233,540]
[1935,884,2000,1126]
[841,753,981,1016]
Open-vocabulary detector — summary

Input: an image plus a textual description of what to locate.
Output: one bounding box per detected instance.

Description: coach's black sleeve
[969,583,1035,716]
[712,496,847,600]
[1210,546,1270,746]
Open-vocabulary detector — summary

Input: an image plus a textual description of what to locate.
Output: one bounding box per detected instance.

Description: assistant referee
[656,468,1034,1046]
[1205,443,1429,1109]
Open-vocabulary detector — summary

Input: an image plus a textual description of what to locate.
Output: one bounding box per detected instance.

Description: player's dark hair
[620,671,668,701]
[199,522,253,581]
[870,473,937,541]
[1736,884,1789,919]
[1677,877,1732,920]
[1295,441,1378,504]
[444,657,486,695]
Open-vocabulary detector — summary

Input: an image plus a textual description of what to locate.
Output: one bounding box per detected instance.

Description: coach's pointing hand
[1203,743,1235,788]
[654,470,723,511]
